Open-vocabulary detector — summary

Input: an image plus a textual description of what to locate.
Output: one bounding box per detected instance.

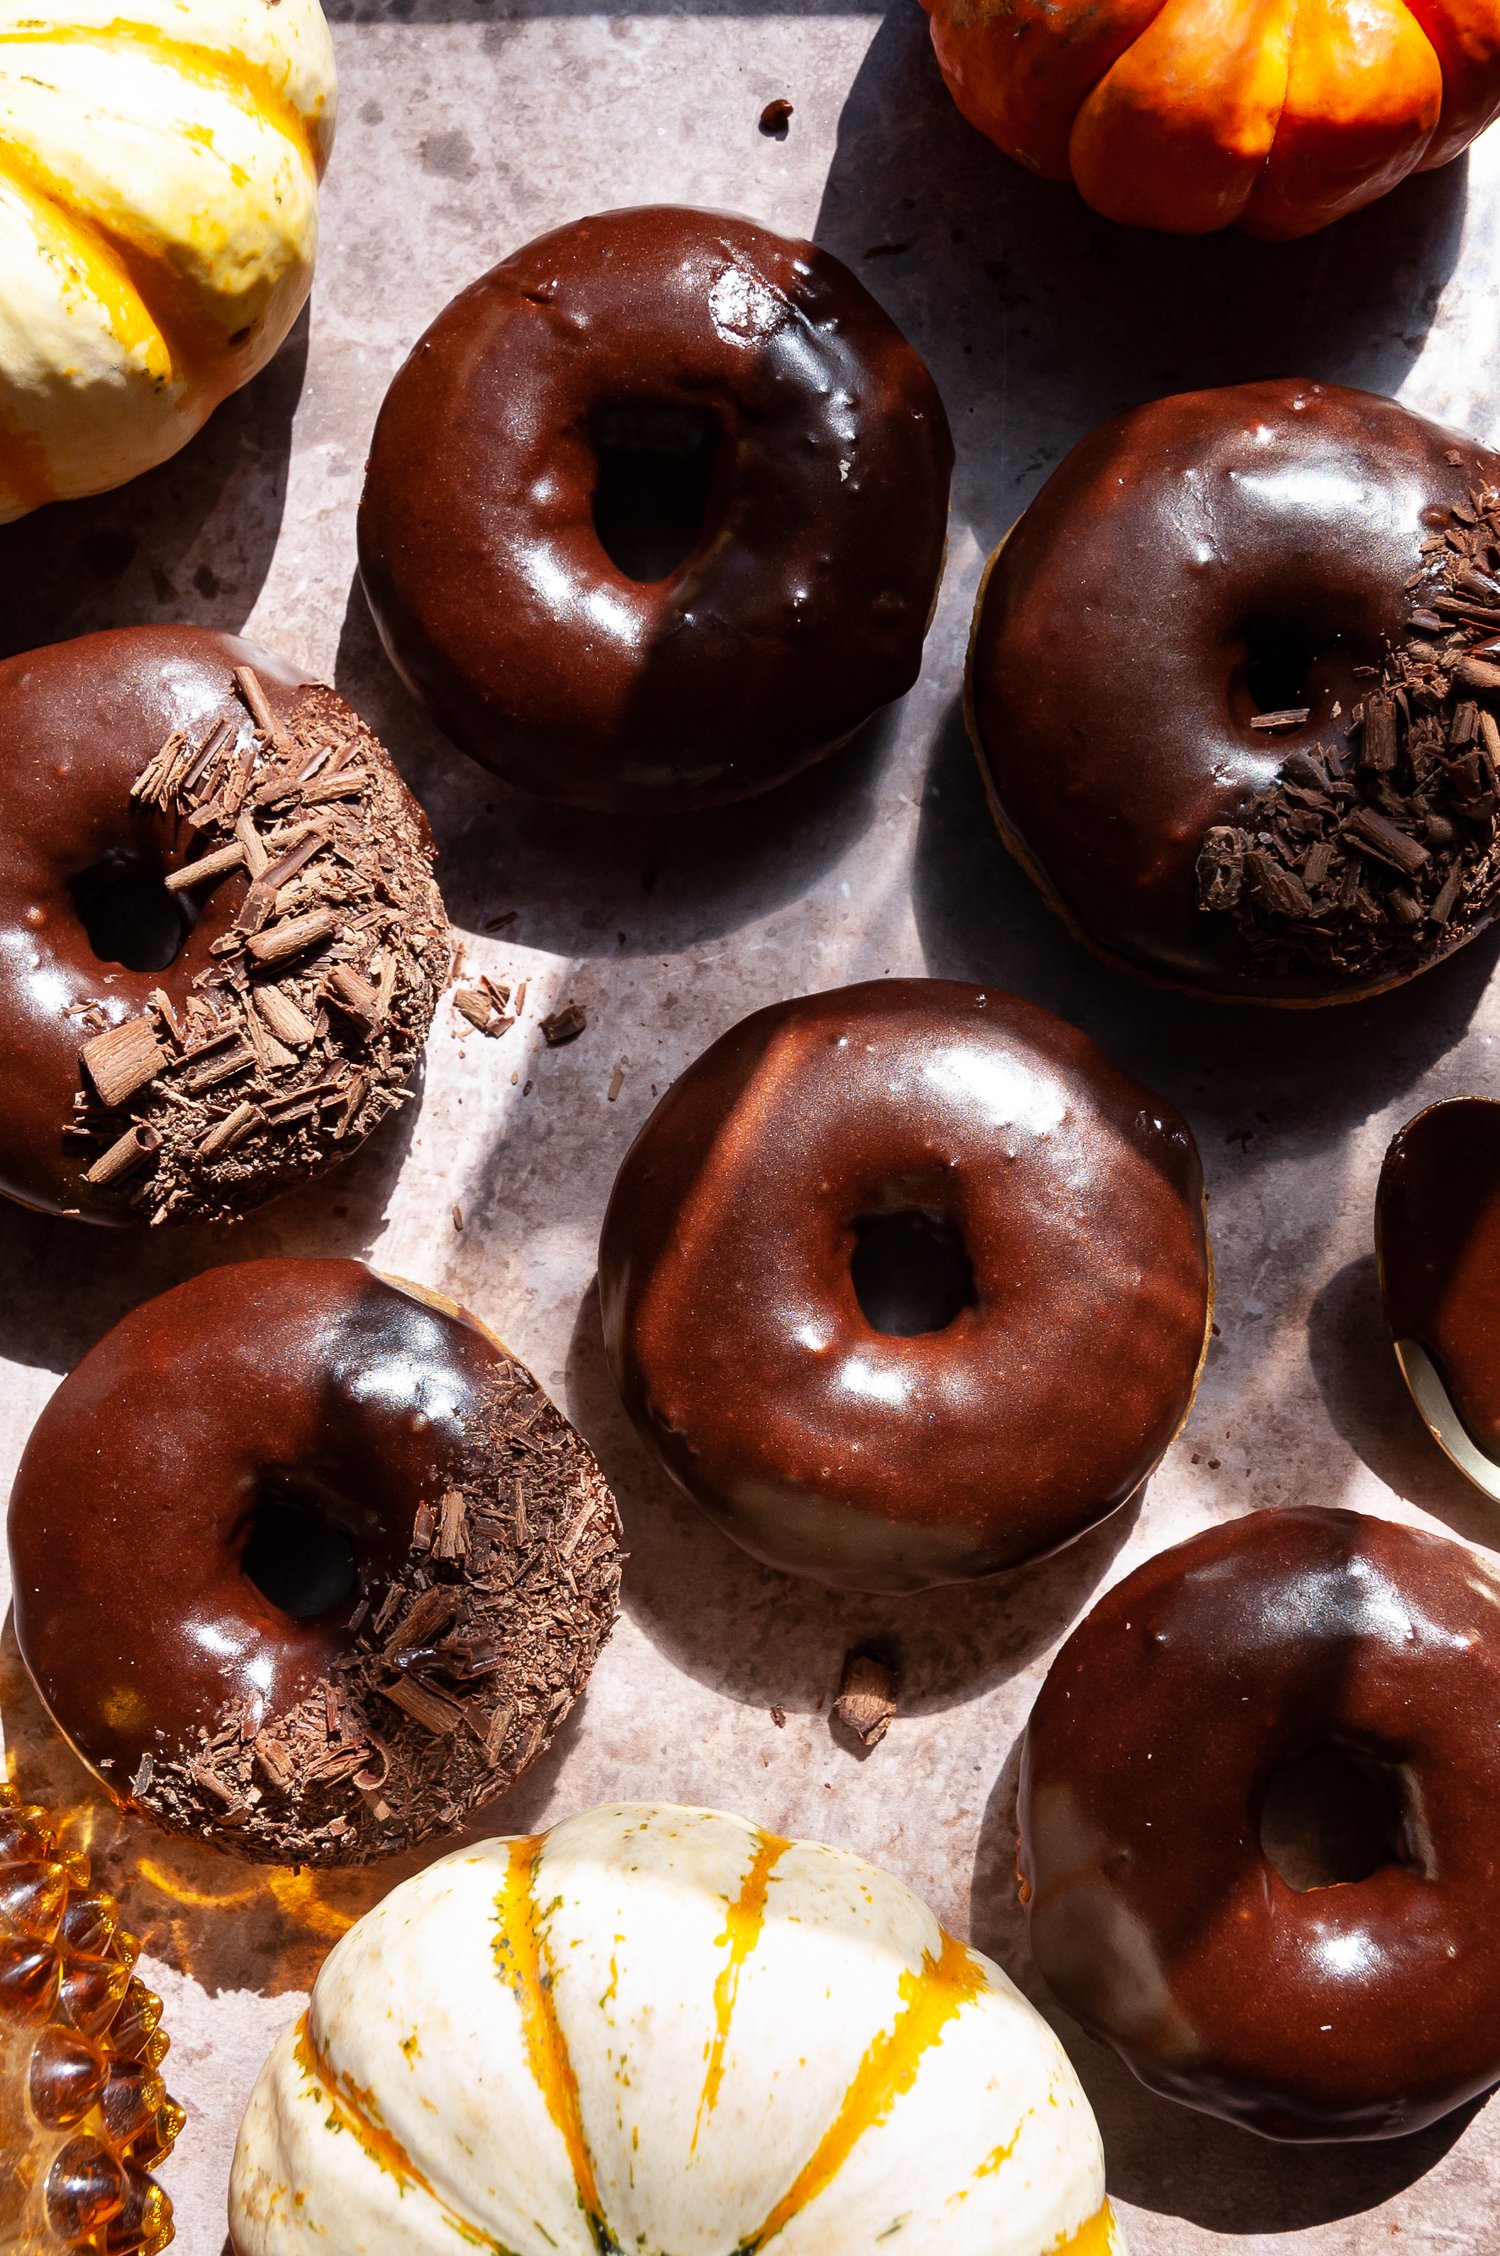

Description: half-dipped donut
[7,1259,623,1865]
[969,380,1500,1003]
[599,980,1210,1592]
[1020,1505,1500,2139]
[0,626,448,1225]
[358,206,953,810]
[1377,1096,1500,1467]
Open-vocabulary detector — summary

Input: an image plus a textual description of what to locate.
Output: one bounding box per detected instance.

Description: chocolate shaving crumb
[1195,485,1500,986]
[129,1355,623,1865]
[833,1652,898,1748]
[759,97,793,136]
[541,1002,588,1046]
[74,679,449,1223]
[1249,707,1311,731]
[81,1018,165,1108]
[453,979,515,1038]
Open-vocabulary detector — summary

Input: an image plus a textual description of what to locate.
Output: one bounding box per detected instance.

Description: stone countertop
[2,3,1499,2249]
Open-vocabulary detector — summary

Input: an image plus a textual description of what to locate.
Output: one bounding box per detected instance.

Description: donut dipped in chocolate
[969,380,1500,1003]
[1377,1097,1500,1463]
[1019,1506,1500,2140]
[7,1259,623,1864]
[599,980,1210,1592]
[0,626,449,1224]
[358,206,953,810]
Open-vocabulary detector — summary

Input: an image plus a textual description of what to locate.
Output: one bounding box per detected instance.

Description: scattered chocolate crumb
[1195,486,1500,986]
[834,1652,898,1749]
[759,97,793,137]
[132,1354,624,1865]
[770,1704,787,1728]
[542,1002,588,1046]
[607,1064,625,1102]
[75,669,448,1224]
[452,1202,463,1232]
[453,976,515,1037]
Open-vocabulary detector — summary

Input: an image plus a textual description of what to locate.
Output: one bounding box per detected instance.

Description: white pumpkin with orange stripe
[229,1802,1123,2256]
[0,0,335,520]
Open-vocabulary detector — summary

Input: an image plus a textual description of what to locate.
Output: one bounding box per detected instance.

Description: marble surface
[3,2,1500,2249]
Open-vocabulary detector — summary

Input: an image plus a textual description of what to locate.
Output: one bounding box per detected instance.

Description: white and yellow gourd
[229,1801,1123,2256]
[0,0,336,521]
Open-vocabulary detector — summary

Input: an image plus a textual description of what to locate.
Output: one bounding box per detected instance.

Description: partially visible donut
[599,980,1210,1592]
[1377,1096,1500,1456]
[0,626,449,1225]
[7,1259,624,1866]
[358,206,953,811]
[1019,1506,1500,2139]
[968,380,1500,1004]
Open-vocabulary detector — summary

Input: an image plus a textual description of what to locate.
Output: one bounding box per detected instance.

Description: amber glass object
[0,1785,183,2252]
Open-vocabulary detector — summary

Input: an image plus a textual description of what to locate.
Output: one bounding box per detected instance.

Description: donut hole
[850,1209,976,1338]
[591,402,723,583]
[241,1476,359,1621]
[1259,1745,1410,1891]
[69,852,191,974]
[1234,621,1319,726]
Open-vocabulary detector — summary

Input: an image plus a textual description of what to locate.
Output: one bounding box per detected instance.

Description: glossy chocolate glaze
[1378,1099,1500,1456]
[969,380,1500,1000]
[8,1261,496,1794]
[0,626,425,1224]
[1020,1505,1500,2140]
[358,206,953,811]
[598,980,1209,1592]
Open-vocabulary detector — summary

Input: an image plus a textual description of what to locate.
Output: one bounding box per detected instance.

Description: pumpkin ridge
[0,146,174,368]
[690,1827,790,2154]
[1049,2202,1122,2254]
[0,19,325,176]
[731,1924,988,2254]
[292,2012,519,2254]
[492,1836,618,2256]
[0,127,211,385]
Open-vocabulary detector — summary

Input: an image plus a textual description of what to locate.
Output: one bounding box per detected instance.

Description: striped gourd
[0,0,335,521]
[229,1802,1123,2256]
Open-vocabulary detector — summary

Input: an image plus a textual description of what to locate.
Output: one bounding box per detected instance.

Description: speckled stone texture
[2,4,1500,2250]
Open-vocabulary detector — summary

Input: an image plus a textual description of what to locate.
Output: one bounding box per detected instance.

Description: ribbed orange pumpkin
[921,0,1500,238]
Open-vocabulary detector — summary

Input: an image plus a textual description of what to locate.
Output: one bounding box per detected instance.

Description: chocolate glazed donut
[0,625,448,1224]
[1020,1506,1500,2140]
[7,1259,623,1865]
[599,980,1210,1592]
[1377,1097,1500,1463]
[969,380,1500,1003]
[358,206,953,811]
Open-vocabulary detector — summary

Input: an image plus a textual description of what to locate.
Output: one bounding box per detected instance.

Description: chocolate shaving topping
[128,1356,624,1865]
[72,669,449,1223]
[1195,486,1500,985]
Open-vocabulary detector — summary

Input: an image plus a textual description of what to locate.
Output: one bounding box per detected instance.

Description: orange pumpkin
[921,0,1500,238]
